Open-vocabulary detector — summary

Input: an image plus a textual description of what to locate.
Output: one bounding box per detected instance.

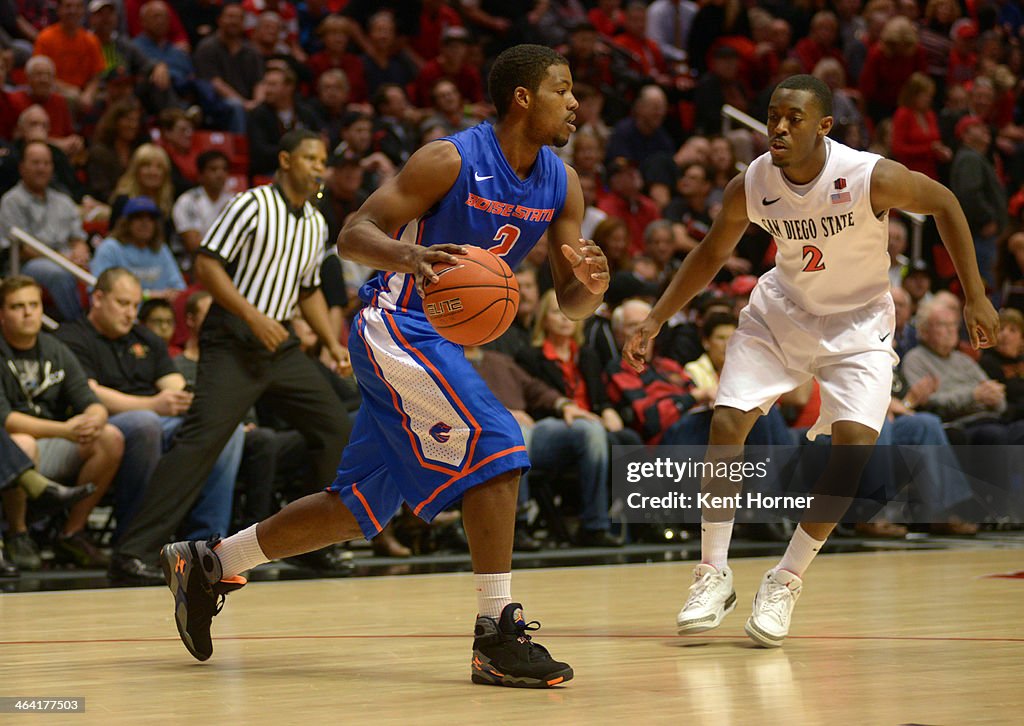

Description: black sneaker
[471,603,573,688]
[160,539,246,661]
[33,481,96,512]
[53,530,110,568]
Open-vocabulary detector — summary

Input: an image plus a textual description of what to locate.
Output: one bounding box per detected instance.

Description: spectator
[138,296,177,353]
[155,107,201,189]
[578,171,607,242]
[307,14,366,101]
[901,259,933,315]
[998,228,1024,311]
[91,195,185,299]
[554,83,611,166]
[247,65,320,177]
[891,72,952,180]
[465,341,617,549]
[333,110,395,194]
[12,104,85,202]
[0,275,123,569]
[85,97,144,202]
[686,0,751,74]
[32,0,105,111]
[407,0,464,64]
[88,0,174,114]
[633,218,679,288]
[794,11,845,74]
[310,68,356,150]
[665,162,716,250]
[812,57,868,149]
[241,0,304,62]
[605,298,716,444]
[859,14,928,122]
[359,10,416,99]
[692,44,749,135]
[516,289,640,546]
[370,83,421,167]
[605,84,674,169]
[316,150,366,256]
[172,150,232,255]
[0,140,88,321]
[612,1,672,87]
[901,300,1021,443]
[980,307,1024,422]
[892,285,918,359]
[950,115,1007,289]
[122,0,190,49]
[56,267,245,584]
[570,129,605,191]
[108,142,173,228]
[410,25,483,109]
[888,217,910,288]
[645,0,697,65]
[132,1,195,89]
[193,3,265,133]
[484,262,541,360]
[589,0,624,37]
[8,55,81,158]
[419,78,475,137]
[596,156,660,257]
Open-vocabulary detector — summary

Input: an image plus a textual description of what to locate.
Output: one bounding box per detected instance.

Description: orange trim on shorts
[351,482,383,533]
[359,316,458,476]
[398,223,425,310]
[413,445,527,516]
[383,310,483,466]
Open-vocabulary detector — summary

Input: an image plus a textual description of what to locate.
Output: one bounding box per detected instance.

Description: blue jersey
[359,122,568,313]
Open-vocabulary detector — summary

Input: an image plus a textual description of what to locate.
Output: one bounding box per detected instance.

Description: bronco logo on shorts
[429,422,452,443]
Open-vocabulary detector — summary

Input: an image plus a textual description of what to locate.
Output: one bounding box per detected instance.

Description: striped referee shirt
[200,184,327,322]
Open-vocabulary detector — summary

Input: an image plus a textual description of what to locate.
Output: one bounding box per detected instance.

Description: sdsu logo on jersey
[830,177,851,205]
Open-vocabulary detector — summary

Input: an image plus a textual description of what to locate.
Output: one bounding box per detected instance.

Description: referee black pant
[115,305,352,563]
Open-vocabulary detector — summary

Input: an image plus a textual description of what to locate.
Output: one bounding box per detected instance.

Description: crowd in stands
[2,0,1024,579]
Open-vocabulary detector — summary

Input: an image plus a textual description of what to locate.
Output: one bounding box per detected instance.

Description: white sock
[777,526,825,577]
[475,572,512,619]
[701,519,734,570]
[214,524,269,580]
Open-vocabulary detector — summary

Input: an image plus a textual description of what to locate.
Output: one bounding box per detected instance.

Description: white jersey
[744,137,890,315]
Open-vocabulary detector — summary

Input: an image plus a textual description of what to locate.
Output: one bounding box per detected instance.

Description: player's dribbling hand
[412,244,467,298]
[623,316,663,372]
[562,239,610,295]
[963,296,1000,349]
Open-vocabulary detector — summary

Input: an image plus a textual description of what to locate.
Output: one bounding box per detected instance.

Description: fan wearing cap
[92,195,186,300]
[950,114,1006,287]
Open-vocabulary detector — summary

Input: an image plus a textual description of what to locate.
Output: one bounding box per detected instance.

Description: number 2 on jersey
[801,244,825,272]
[488,224,521,257]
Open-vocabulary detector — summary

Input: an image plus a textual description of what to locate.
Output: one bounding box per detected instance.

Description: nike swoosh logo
[762,197,781,205]
[474,172,494,181]
[879,332,891,342]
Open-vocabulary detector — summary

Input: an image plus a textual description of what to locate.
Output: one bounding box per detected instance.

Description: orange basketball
[422,246,520,346]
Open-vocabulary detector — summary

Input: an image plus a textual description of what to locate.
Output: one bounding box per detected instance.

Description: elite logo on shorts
[429,422,453,443]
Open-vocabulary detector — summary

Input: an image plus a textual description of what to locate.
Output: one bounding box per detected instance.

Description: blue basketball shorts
[327,306,530,539]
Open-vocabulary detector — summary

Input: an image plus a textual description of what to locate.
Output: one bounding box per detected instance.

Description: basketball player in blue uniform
[625,75,999,647]
[159,45,608,688]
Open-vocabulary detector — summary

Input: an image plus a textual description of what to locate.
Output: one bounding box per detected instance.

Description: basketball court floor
[3,541,1022,724]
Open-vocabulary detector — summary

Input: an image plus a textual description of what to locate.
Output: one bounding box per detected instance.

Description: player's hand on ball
[562,239,609,294]
[963,296,1000,349]
[412,244,467,298]
[624,316,663,372]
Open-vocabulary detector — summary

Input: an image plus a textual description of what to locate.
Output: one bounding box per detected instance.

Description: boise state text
[760,212,855,241]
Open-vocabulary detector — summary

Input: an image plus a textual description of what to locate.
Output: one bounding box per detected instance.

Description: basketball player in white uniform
[624,75,999,647]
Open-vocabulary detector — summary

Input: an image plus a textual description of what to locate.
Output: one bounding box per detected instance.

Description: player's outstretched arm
[870,159,999,348]
[549,163,609,320]
[338,141,467,296]
[623,172,750,371]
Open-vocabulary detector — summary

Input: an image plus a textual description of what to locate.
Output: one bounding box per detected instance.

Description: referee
[110,129,352,576]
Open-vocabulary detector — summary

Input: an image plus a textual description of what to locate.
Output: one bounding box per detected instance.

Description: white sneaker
[744,568,802,648]
[676,563,736,634]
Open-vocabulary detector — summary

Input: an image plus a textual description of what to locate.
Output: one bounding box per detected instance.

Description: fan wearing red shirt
[409,26,483,109]
[597,157,661,257]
